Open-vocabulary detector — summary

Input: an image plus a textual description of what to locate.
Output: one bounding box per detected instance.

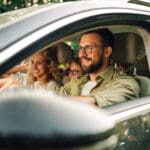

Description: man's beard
[81,57,103,74]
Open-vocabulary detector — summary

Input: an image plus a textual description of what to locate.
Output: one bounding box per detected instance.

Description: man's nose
[79,49,88,57]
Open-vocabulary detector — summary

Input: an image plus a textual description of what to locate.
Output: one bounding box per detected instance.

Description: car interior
[112,29,150,97]
[5,25,149,98]
[50,25,150,97]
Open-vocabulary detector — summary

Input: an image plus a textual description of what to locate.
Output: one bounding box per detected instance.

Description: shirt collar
[96,65,115,82]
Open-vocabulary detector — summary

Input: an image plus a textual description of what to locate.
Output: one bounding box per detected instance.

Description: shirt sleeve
[91,76,140,107]
[57,77,85,96]
[56,81,71,95]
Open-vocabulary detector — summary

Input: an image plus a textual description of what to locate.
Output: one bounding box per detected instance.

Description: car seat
[52,42,74,84]
[112,32,150,97]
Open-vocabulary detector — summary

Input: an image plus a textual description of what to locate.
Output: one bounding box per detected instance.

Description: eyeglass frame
[68,69,81,74]
[78,44,105,54]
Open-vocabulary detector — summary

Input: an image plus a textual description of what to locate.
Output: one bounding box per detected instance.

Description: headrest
[55,42,74,64]
[112,33,145,65]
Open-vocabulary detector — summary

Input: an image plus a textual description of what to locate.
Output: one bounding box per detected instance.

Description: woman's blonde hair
[27,49,59,85]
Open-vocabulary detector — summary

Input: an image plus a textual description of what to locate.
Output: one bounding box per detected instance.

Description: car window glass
[114,113,150,150]
[1,24,150,106]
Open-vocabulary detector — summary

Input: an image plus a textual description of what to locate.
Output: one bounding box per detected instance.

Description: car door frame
[0,3,150,75]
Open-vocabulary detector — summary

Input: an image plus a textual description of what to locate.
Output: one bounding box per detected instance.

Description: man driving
[58,28,140,107]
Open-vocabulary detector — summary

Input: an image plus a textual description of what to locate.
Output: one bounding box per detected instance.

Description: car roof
[1,1,150,26]
[0,0,150,52]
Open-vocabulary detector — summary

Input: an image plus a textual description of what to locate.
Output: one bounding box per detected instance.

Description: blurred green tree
[0,0,76,13]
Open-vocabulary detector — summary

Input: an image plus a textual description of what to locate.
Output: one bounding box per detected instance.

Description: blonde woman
[0,49,60,91]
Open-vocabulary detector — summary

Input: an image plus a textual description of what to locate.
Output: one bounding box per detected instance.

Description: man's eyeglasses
[78,44,102,54]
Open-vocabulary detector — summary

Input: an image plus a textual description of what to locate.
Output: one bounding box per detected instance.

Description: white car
[0,0,150,149]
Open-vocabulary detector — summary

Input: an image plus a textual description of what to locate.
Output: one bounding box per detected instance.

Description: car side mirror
[0,88,117,149]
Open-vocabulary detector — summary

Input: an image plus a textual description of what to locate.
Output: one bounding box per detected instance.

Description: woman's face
[31,54,49,79]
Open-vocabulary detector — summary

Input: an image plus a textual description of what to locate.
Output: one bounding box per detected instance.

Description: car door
[105,96,150,150]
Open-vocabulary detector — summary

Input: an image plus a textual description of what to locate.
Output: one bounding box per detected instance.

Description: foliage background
[0,0,76,13]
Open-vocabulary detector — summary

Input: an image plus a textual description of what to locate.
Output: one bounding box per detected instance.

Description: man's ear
[104,46,112,58]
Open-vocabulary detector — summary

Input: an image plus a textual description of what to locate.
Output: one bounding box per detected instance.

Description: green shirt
[58,65,140,107]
